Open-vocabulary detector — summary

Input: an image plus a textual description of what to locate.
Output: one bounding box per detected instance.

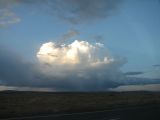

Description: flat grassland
[0,91,160,118]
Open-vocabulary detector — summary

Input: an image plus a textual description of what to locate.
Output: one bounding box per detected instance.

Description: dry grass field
[0,91,160,118]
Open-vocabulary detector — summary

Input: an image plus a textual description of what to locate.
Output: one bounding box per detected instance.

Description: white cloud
[37,40,113,65]
[95,42,104,47]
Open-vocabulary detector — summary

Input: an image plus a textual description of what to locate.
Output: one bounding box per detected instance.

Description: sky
[0,0,160,91]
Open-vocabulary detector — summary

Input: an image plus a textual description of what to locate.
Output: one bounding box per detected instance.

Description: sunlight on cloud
[37,40,114,65]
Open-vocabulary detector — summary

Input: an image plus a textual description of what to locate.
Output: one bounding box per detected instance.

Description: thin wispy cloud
[153,64,160,68]
[0,9,20,27]
[0,0,20,27]
[124,72,144,76]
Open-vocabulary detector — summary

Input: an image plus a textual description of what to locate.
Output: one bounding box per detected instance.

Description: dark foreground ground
[0,91,160,119]
[1,105,160,120]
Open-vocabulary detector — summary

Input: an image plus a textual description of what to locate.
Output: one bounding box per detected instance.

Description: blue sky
[0,0,160,91]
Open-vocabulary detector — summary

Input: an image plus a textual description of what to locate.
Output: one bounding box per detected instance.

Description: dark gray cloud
[92,35,104,43]
[153,64,160,67]
[37,0,122,24]
[57,29,79,45]
[123,77,160,85]
[46,0,122,24]
[124,72,144,76]
[0,0,18,9]
[2,0,122,24]
[0,45,37,86]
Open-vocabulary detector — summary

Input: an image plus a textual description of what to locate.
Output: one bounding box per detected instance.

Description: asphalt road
[1,105,160,120]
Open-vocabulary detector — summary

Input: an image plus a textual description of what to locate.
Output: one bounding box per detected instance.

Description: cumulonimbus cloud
[35,40,126,91]
[0,40,126,91]
[1,40,160,91]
